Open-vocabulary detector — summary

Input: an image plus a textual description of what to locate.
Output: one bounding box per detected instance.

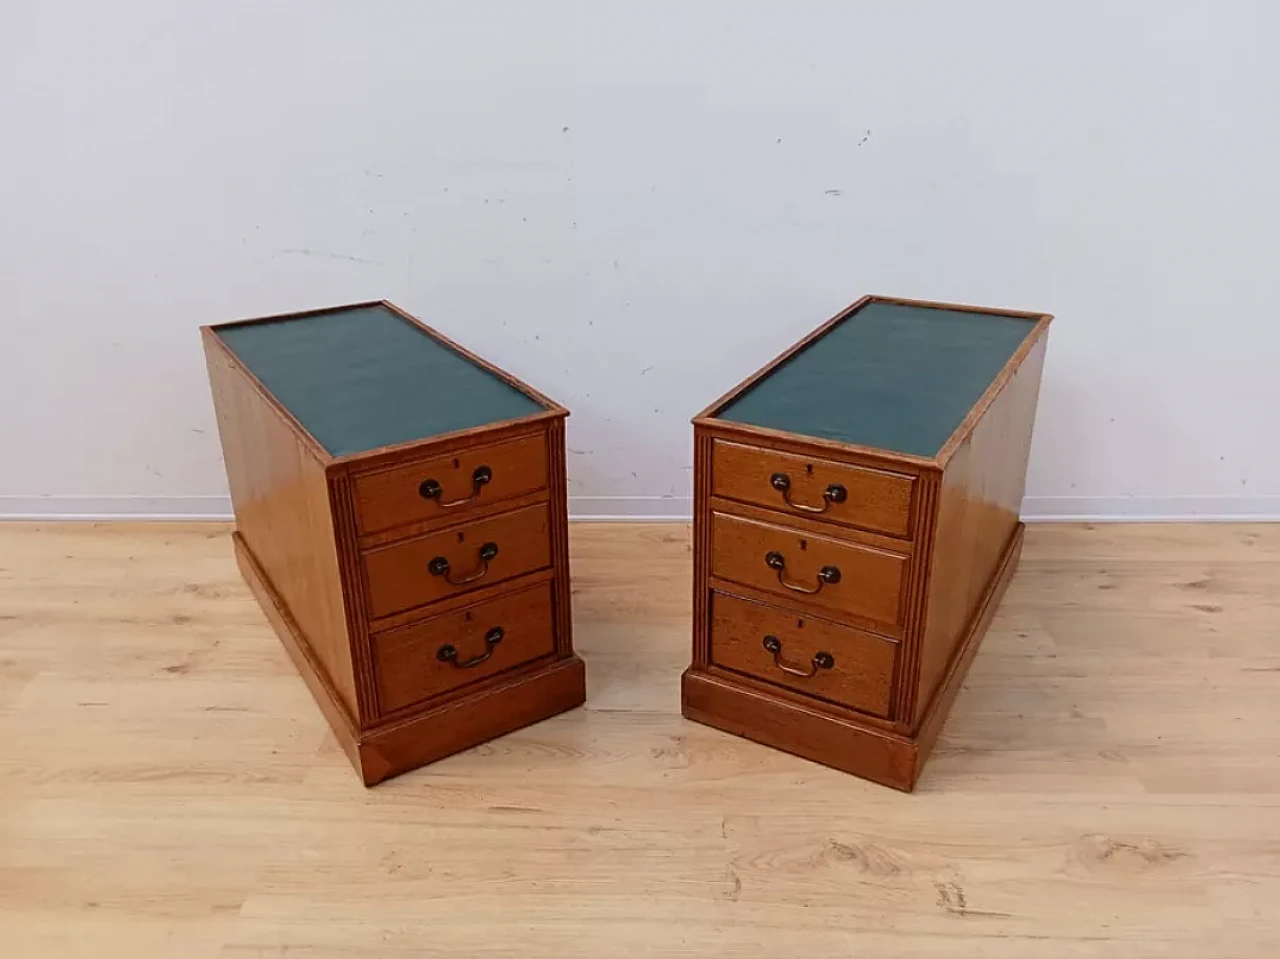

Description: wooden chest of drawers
[202,301,584,785]
[682,295,1052,791]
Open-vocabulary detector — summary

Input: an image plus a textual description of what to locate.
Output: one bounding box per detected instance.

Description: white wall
[3,1,1277,521]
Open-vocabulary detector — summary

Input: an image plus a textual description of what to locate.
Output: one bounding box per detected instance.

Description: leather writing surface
[714,302,1036,457]
[217,305,546,456]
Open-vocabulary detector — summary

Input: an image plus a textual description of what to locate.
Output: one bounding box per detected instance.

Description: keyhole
[799,538,808,551]
[805,463,814,476]
[453,457,460,469]
[464,610,473,622]
[796,618,804,629]
[456,531,466,543]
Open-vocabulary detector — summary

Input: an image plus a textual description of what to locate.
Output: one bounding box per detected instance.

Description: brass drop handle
[428,541,499,586]
[764,551,841,594]
[419,465,493,507]
[763,635,835,678]
[770,472,847,513]
[438,626,504,669]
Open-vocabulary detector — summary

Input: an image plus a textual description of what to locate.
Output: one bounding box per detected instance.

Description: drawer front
[354,433,549,535]
[711,441,915,538]
[710,511,907,629]
[711,591,896,717]
[372,581,556,715]
[362,504,552,619]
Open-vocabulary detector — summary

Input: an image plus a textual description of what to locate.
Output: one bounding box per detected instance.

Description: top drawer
[711,441,915,539]
[353,433,549,535]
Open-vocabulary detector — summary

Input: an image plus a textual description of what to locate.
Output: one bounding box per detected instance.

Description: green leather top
[216,305,547,456]
[714,301,1038,458]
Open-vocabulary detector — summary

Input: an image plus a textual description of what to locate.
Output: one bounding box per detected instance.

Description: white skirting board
[570,495,1280,523]
[0,494,1278,523]
[1020,496,1280,523]
[0,496,237,521]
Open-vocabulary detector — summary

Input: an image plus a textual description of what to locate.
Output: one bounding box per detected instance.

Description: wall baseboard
[0,494,699,522]
[0,495,236,521]
[1020,495,1280,522]
[563,496,694,521]
[1,494,1277,523]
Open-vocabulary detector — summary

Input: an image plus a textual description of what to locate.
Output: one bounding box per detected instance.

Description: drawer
[710,511,907,629]
[353,433,549,535]
[372,582,556,715]
[710,591,896,717]
[711,440,914,538]
[362,504,551,619]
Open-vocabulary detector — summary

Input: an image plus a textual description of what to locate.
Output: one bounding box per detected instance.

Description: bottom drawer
[710,591,896,718]
[372,581,556,715]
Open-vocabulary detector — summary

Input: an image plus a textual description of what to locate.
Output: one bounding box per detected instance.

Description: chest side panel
[203,334,359,719]
[913,333,1048,725]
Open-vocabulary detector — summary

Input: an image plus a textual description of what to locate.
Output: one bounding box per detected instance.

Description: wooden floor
[1,522,1277,957]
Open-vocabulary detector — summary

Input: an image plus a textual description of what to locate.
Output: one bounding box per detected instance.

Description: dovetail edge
[330,470,379,724]
[691,427,715,666]
[546,418,575,658]
[894,469,941,723]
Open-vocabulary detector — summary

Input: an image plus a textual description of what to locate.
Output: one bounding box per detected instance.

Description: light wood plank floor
[1,522,1277,958]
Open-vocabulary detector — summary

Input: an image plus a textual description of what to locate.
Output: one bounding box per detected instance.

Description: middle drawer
[710,510,907,631]
[362,503,552,620]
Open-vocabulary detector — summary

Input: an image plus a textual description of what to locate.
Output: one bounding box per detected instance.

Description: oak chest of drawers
[682,295,1052,791]
[202,300,584,785]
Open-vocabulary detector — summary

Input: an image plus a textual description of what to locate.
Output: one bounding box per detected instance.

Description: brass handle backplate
[419,465,493,507]
[438,626,504,669]
[762,634,835,678]
[770,472,847,514]
[764,551,841,594]
[428,541,499,586]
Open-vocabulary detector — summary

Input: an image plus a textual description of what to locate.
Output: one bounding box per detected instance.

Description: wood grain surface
[1,522,1278,957]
